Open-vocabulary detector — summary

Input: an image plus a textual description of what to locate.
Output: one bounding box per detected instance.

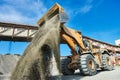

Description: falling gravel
[11,15,61,80]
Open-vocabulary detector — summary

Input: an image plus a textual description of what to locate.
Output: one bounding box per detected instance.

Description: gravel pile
[0,54,20,80]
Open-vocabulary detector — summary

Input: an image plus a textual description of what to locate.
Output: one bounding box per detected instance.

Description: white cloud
[74,0,93,14]
[86,0,93,4]
[95,0,104,7]
[76,5,92,14]
[0,0,47,25]
[66,0,104,16]
[0,12,35,24]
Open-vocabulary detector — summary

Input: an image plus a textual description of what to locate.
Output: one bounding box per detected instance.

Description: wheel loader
[37,3,115,76]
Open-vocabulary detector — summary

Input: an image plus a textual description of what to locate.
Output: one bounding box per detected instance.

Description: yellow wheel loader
[37,3,115,76]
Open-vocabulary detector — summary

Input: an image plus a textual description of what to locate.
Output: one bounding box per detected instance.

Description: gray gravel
[62,66,120,80]
[0,54,20,75]
[0,54,20,80]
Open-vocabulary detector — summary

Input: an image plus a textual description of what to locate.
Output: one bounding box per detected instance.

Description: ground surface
[0,55,119,80]
[0,66,120,80]
[62,66,120,80]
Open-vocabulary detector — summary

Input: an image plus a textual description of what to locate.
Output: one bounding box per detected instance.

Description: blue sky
[0,0,120,56]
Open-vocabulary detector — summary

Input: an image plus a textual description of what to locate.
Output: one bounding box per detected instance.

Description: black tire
[61,58,75,75]
[78,54,97,76]
[102,54,114,71]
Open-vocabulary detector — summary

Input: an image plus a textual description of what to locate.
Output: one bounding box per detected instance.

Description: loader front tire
[78,54,97,76]
[61,58,75,75]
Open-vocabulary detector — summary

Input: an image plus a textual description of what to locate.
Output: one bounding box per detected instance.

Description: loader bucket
[37,3,69,27]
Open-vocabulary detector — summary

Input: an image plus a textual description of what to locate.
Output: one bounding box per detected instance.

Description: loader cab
[83,39,92,52]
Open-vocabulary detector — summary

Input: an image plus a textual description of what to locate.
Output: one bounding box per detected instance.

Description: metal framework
[83,36,120,52]
[0,22,38,42]
[0,22,120,52]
